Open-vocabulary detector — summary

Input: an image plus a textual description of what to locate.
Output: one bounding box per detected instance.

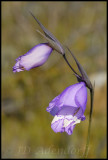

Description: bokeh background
[2,1,106,158]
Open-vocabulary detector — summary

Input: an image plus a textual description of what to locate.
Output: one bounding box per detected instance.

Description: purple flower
[46,82,87,135]
[13,43,53,72]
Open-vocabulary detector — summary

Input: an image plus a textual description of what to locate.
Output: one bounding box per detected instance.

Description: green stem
[83,88,94,158]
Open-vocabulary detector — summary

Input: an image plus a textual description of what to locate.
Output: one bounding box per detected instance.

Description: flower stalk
[83,87,94,158]
[63,54,81,80]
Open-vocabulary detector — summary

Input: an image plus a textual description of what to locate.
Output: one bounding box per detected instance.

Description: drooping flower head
[13,43,53,72]
[47,82,87,135]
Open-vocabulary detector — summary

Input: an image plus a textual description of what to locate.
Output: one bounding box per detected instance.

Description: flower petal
[75,82,87,112]
[51,115,65,133]
[46,95,60,116]
[13,60,24,72]
[81,115,86,121]
[58,83,84,108]
[51,115,82,135]
[57,106,79,116]
[47,82,86,116]
[65,122,76,135]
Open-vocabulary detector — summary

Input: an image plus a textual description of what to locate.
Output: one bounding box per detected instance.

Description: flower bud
[13,43,53,72]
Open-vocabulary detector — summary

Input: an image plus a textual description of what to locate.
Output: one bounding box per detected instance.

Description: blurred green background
[2,1,106,158]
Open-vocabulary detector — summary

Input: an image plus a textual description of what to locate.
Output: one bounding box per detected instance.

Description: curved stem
[63,54,81,79]
[83,88,94,158]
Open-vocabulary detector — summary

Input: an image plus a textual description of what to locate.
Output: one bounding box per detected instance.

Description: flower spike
[29,11,65,55]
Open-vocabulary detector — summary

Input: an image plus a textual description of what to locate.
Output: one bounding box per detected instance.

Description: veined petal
[13,43,53,72]
[51,115,65,133]
[65,123,76,135]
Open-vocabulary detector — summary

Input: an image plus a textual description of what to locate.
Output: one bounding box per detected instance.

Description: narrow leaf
[29,11,65,55]
[66,47,93,90]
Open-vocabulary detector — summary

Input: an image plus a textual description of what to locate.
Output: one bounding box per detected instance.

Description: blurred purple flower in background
[47,82,87,135]
[13,43,53,72]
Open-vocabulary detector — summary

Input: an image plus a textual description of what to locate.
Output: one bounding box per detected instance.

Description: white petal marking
[51,115,81,128]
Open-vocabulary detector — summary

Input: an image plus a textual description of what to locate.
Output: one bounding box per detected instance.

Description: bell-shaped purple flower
[46,82,87,135]
[13,43,53,72]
